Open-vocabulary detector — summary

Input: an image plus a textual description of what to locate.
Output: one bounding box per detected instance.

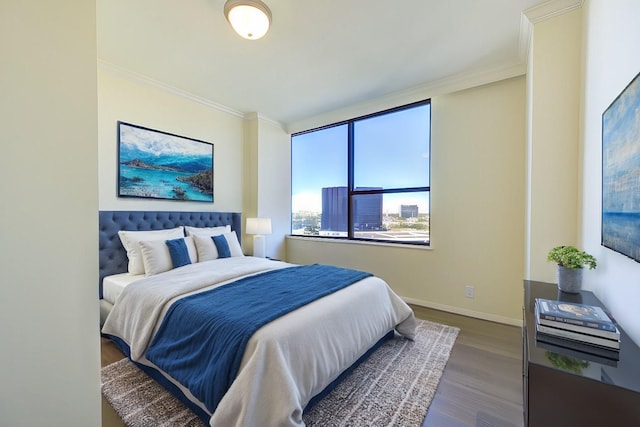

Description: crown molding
[98,59,285,130]
[286,61,526,134]
[524,0,584,24]
[243,112,284,129]
[518,12,535,64]
[519,0,585,63]
[98,59,245,118]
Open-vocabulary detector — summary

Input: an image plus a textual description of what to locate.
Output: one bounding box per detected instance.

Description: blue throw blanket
[145,264,372,415]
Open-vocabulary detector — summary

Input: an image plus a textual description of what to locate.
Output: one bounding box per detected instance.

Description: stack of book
[535,298,620,352]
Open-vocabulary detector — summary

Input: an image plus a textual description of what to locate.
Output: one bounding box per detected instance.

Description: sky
[602,72,640,212]
[291,103,431,213]
[119,122,213,157]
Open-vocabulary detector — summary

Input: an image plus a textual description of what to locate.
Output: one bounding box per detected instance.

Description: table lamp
[246,217,272,257]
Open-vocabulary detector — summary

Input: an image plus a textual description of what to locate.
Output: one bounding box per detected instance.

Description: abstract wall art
[602,71,640,262]
[117,121,214,202]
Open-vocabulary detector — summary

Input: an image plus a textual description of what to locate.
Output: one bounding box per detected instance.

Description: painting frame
[601,71,640,263]
[117,121,214,203]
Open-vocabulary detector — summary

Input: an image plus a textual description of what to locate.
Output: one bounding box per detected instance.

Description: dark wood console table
[523,280,640,426]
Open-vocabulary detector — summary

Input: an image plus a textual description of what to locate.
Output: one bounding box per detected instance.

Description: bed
[99,210,416,426]
[99,211,243,323]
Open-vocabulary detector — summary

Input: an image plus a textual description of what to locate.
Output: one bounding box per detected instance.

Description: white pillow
[193,234,219,262]
[223,231,244,257]
[193,231,244,262]
[118,227,184,275]
[184,225,230,236]
[139,236,197,276]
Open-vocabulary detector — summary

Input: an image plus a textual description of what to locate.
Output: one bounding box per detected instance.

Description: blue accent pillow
[212,235,231,258]
[165,238,192,268]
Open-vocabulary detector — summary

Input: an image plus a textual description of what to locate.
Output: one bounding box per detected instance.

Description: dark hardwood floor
[101,305,523,427]
[412,305,524,427]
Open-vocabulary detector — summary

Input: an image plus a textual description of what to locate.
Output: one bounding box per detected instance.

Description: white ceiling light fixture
[224,0,272,40]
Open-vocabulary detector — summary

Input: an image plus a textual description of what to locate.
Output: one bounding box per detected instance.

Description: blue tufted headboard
[98,210,242,298]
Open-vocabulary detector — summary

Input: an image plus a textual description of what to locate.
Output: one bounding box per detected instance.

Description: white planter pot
[557,265,583,294]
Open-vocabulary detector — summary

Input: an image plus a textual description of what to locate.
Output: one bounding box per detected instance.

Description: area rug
[101,319,459,427]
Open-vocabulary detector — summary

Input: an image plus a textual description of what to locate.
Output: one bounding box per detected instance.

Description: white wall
[98,68,245,213]
[0,2,100,426]
[288,77,526,324]
[580,0,640,346]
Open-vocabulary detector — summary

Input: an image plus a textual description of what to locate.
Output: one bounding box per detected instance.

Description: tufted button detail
[98,210,241,298]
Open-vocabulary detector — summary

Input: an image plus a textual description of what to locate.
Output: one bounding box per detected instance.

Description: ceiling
[97,0,568,130]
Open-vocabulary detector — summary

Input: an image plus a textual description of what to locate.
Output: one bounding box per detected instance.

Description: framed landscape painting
[602,71,640,262]
[117,122,214,202]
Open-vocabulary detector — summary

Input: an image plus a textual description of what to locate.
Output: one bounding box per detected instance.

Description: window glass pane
[319,186,348,237]
[291,125,347,236]
[291,100,430,246]
[354,104,430,189]
[353,191,429,243]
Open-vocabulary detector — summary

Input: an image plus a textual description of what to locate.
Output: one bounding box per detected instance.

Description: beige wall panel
[0,2,100,425]
[526,9,583,282]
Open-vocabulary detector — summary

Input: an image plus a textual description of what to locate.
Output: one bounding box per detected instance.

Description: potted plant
[547,245,597,293]
[545,351,590,374]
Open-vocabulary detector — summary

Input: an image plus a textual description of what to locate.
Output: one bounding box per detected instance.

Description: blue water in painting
[119,165,212,201]
[602,212,640,262]
[119,147,213,202]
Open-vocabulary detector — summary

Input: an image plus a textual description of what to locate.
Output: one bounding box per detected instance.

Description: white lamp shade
[224,0,271,40]
[246,217,272,235]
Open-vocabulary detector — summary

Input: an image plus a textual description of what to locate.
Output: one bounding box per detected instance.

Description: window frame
[291,99,431,246]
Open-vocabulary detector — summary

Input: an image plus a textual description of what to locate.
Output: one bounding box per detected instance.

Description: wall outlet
[465,285,475,298]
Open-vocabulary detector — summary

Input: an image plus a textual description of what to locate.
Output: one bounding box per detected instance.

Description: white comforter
[102,256,416,427]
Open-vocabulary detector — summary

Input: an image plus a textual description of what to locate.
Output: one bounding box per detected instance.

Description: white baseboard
[402,296,523,327]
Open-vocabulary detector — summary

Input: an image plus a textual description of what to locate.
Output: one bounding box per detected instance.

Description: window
[291,100,431,245]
